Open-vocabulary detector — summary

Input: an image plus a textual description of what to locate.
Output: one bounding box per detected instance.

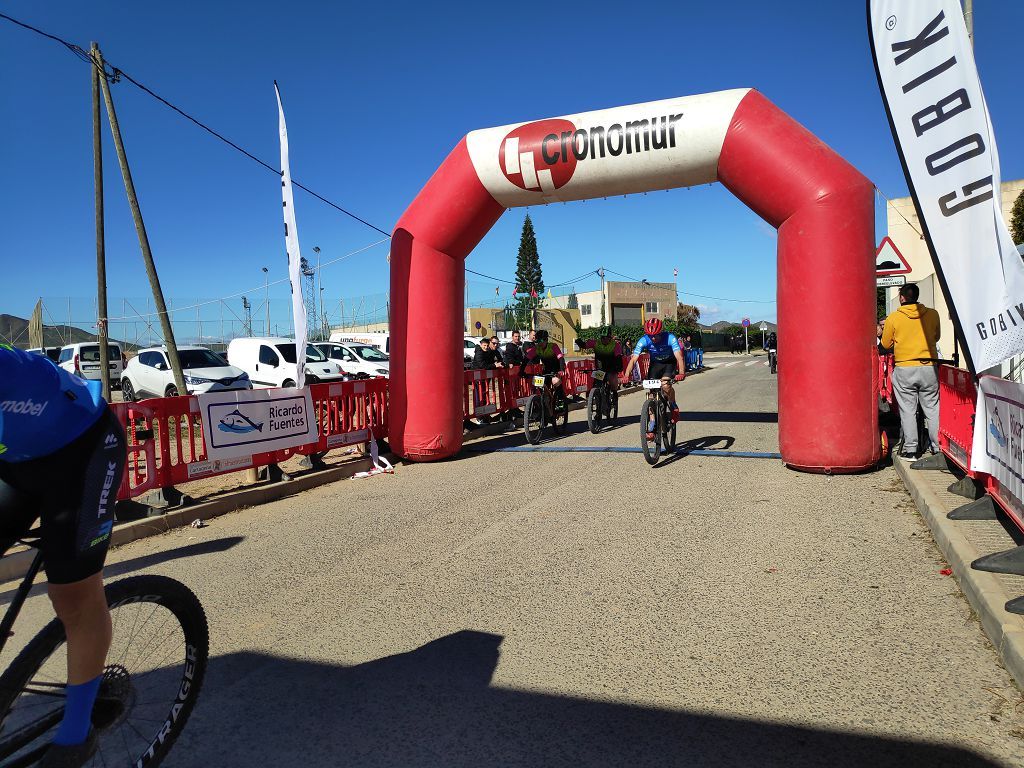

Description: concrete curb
[894,458,1024,689]
[0,454,378,584]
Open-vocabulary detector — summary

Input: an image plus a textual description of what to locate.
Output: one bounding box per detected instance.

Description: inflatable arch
[389,89,880,473]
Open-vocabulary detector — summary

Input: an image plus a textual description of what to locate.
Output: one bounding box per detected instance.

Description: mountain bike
[0,529,208,767]
[585,369,619,434]
[523,373,569,445]
[640,376,683,465]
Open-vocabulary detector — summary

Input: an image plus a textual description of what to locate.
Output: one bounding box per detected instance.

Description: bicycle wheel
[0,575,208,768]
[551,389,569,435]
[608,387,618,422]
[524,394,545,445]
[586,386,603,434]
[641,398,661,465]
[662,398,677,453]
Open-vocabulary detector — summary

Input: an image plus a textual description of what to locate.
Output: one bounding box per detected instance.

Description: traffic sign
[741,318,750,328]
[876,275,907,287]
[759,322,768,331]
[875,236,912,275]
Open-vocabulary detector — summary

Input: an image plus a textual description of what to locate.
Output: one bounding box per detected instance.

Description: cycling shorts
[647,359,679,382]
[0,409,126,584]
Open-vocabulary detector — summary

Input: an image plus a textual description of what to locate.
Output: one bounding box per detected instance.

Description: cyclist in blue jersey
[622,318,686,437]
[0,344,126,767]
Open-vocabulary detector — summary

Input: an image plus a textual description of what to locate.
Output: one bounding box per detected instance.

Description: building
[885,178,1024,368]
[575,281,677,329]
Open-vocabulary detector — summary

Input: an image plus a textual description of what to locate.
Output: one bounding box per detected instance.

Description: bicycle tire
[663,398,677,453]
[551,389,569,435]
[641,398,661,465]
[586,386,602,434]
[608,387,618,422]
[0,575,208,768]
[524,394,545,445]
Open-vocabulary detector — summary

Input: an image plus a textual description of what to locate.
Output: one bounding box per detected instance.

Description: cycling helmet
[643,318,664,336]
[535,329,549,342]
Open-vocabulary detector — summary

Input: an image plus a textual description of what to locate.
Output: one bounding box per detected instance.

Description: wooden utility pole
[90,43,111,400]
[95,45,187,395]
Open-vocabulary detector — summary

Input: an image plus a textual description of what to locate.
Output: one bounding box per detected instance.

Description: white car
[57,342,125,388]
[121,345,252,401]
[313,341,390,378]
[227,337,346,389]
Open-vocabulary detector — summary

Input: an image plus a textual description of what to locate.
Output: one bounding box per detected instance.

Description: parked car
[120,345,252,401]
[328,331,390,354]
[25,347,61,363]
[227,337,346,389]
[313,341,389,378]
[57,342,125,388]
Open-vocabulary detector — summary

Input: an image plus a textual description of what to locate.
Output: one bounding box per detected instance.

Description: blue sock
[53,675,102,746]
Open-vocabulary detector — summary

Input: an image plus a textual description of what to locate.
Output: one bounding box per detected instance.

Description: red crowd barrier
[111,378,388,501]
[937,364,977,474]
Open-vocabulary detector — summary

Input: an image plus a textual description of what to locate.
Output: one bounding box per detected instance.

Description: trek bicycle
[640,375,684,465]
[586,369,618,434]
[0,528,208,767]
[523,373,569,445]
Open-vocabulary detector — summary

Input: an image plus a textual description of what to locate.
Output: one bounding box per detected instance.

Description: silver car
[121,345,251,401]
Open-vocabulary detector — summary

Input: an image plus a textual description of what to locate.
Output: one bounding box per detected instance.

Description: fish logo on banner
[276,81,308,390]
[868,0,1024,372]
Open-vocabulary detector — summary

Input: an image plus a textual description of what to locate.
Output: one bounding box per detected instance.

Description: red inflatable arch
[389,89,879,473]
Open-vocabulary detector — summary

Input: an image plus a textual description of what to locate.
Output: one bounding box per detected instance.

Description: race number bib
[642,380,663,389]
[532,376,546,387]
[591,369,606,381]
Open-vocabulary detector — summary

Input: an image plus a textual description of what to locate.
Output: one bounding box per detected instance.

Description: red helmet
[644,318,664,336]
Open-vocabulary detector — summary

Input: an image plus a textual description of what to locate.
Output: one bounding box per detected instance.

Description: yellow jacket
[881,303,941,366]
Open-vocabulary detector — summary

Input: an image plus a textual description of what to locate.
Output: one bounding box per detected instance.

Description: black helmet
[536,329,549,342]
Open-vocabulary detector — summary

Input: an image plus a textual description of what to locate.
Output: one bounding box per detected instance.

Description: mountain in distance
[0,314,130,350]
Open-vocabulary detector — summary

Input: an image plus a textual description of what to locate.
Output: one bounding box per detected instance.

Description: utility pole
[96,45,186,395]
[90,43,111,400]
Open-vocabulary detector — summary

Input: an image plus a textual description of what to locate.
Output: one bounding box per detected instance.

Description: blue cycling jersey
[0,345,106,463]
[633,333,681,362]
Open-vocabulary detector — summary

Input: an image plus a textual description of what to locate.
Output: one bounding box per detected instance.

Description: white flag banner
[276,81,308,389]
[869,0,1024,372]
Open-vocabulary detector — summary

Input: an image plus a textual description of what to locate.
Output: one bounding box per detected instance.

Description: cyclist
[766,331,778,373]
[521,330,566,409]
[577,328,623,393]
[0,343,126,767]
[623,318,686,439]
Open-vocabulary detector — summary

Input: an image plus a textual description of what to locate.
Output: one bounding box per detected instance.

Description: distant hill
[0,314,129,350]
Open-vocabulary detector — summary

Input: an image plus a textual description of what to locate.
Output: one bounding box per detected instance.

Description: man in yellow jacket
[880,283,941,459]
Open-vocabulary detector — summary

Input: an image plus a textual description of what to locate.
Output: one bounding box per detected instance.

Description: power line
[0,11,390,237]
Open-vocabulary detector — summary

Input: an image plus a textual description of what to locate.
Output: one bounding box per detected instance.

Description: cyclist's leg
[38,411,126,746]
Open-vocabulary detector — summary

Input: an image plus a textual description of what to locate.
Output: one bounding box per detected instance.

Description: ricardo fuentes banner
[869,0,1024,372]
[198,388,317,462]
[972,376,1024,517]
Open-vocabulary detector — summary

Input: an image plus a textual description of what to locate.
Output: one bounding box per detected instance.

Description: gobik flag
[869,0,1024,372]
[275,81,308,389]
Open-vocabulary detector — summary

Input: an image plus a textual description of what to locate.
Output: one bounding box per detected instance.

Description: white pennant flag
[275,81,308,390]
[869,1,1024,372]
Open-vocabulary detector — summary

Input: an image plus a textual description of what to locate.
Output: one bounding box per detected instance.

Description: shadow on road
[679,411,778,424]
[654,435,737,469]
[0,536,244,605]
[172,630,1004,768]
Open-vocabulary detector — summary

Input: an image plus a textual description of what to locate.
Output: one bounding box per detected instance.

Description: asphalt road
[3,351,1024,767]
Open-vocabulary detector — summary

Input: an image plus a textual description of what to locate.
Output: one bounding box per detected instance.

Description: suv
[227,337,346,389]
[313,341,389,378]
[57,342,125,388]
[121,345,252,401]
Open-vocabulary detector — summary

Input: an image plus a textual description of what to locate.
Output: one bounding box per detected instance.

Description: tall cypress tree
[514,214,544,326]
[1011,188,1024,247]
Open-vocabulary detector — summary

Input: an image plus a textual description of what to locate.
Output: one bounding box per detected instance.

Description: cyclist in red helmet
[623,318,686,438]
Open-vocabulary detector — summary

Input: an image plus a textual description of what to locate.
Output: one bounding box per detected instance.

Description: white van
[57,342,126,388]
[329,331,390,354]
[227,337,346,388]
[313,341,389,378]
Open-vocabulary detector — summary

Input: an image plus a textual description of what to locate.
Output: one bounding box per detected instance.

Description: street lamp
[261,267,269,335]
[313,246,324,340]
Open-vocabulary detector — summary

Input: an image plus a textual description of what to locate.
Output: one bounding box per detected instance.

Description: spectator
[683,335,693,351]
[523,329,537,358]
[880,283,941,459]
[876,321,886,354]
[504,330,525,368]
[472,336,504,370]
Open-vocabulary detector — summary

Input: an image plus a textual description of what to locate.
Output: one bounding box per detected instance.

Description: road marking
[744,361,758,366]
[463,445,782,459]
[723,361,740,367]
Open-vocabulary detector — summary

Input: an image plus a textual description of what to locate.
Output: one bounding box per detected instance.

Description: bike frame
[0,542,45,659]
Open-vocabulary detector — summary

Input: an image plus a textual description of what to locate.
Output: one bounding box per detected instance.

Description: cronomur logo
[498,112,684,194]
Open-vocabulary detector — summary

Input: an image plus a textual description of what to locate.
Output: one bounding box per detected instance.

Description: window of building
[644,301,659,313]
[581,304,592,316]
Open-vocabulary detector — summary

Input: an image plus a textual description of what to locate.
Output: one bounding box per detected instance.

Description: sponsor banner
[187,455,253,479]
[869,1,1024,371]
[198,387,317,461]
[465,90,748,207]
[276,82,309,389]
[971,376,1024,506]
[326,429,369,449]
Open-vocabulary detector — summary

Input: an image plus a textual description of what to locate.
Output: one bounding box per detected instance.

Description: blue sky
[1,1,1022,335]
